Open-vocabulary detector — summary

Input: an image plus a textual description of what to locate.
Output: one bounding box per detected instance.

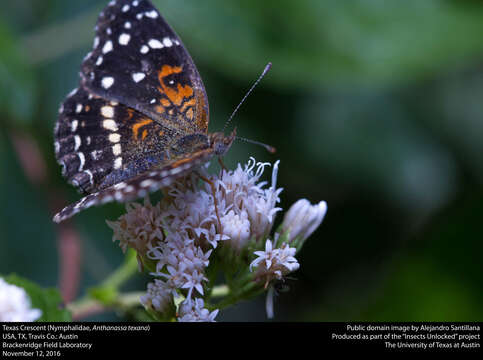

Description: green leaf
[3,274,71,322]
[88,286,118,305]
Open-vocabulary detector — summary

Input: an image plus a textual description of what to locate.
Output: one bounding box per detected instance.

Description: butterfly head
[210,128,237,156]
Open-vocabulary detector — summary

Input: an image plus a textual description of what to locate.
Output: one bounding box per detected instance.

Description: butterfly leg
[196,172,223,235]
[218,156,227,173]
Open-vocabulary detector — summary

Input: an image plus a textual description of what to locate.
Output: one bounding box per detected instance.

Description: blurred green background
[0,0,482,321]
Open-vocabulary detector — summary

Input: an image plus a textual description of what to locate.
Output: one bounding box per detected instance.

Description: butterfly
[53,0,236,223]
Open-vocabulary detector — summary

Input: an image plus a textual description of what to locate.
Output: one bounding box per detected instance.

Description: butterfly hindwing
[81,0,209,134]
[55,86,181,194]
[53,146,214,223]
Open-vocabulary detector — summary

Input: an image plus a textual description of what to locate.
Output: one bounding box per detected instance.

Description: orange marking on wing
[157,65,194,106]
[155,105,165,114]
[132,118,153,140]
[161,98,171,107]
[159,130,165,136]
[126,108,135,120]
[194,90,208,131]
[159,64,183,78]
[186,108,194,121]
[171,84,193,106]
[180,98,196,113]
[142,129,148,140]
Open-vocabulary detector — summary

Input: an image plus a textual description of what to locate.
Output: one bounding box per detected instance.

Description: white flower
[214,157,283,241]
[148,231,211,301]
[221,209,251,251]
[107,197,164,256]
[164,185,228,248]
[177,298,219,322]
[281,199,327,244]
[250,239,299,288]
[0,278,42,322]
[140,279,172,313]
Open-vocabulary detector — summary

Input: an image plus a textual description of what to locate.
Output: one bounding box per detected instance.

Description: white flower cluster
[177,298,219,322]
[250,239,300,288]
[0,278,42,322]
[215,158,283,250]
[109,157,327,321]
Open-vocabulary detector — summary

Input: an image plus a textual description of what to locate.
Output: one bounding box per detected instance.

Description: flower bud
[281,199,327,244]
[221,210,251,251]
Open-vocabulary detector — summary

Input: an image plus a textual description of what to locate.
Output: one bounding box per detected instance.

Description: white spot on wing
[76,104,82,113]
[122,4,130,12]
[114,157,122,169]
[102,77,114,89]
[78,152,85,171]
[84,170,94,185]
[103,119,118,131]
[140,45,149,54]
[109,133,121,143]
[119,33,131,46]
[124,21,131,29]
[102,40,113,54]
[74,135,81,151]
[148,39,163,49]
[163,37,173,47]
[101,106,114,118]
[68,88,78,97]
[145,10,158,18]
[71,119,78,132]
[96,56,103,66]
[114,182,126,190]
[83,52,92,61]
[132,72,146,82]
[140,179,155,188]
[112,143,122,156]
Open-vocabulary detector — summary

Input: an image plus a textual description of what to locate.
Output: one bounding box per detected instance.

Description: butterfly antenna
[223,62,272,133]
[235,136,276,154]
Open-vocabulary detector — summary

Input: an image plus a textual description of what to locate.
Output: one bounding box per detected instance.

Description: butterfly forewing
[81,0,209,134]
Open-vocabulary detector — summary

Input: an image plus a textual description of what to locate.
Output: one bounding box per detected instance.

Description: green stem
[100,250,138,289]
[68,291,144,320]
[67,251,139,319]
